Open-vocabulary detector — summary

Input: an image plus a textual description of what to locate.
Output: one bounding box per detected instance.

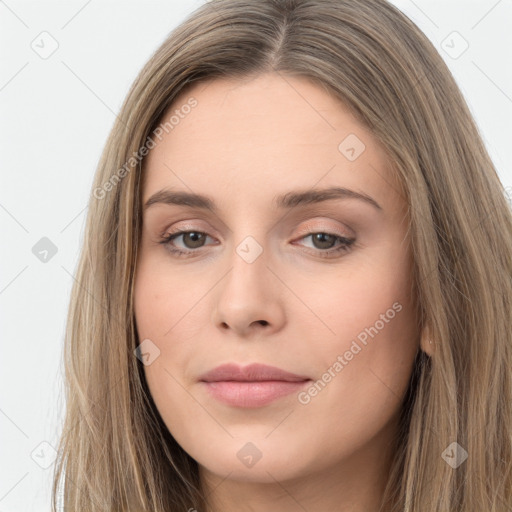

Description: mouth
[199,363,312,408]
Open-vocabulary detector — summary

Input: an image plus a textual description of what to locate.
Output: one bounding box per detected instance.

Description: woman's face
[134,72,421,495]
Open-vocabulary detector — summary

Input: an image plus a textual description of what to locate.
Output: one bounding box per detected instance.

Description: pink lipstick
[199,363,311,408]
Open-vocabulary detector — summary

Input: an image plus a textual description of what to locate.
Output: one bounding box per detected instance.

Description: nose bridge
[224,232,270,302]
[234,233,266,266]
[224,206,271,278]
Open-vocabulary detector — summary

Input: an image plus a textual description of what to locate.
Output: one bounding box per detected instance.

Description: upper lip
[200,363,310,382]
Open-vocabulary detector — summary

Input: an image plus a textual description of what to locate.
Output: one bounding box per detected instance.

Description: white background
[1,1,511,510]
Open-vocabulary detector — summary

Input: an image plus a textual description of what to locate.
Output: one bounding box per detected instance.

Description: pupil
[185,232,204,248]
[314,233,335,249]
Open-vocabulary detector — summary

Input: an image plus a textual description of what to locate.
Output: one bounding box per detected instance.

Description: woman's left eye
[158,230,355,258]
[295,232,355,257]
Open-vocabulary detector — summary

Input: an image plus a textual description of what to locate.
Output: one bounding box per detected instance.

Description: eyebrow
[144,186,382,212]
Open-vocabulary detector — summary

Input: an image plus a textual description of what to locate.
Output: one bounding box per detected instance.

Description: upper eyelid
[162,216,353,237]
[164,222,350,235]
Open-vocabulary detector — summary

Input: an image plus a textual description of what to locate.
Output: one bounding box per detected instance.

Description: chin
[194,440,313,484]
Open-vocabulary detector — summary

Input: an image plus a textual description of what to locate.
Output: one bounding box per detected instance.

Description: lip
[199,363,311,408]
[200,363,310,383]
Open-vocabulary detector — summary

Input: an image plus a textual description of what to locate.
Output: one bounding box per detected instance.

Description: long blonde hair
[52,0,512,510]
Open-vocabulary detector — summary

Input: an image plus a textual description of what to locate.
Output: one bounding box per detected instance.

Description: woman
[53,0,512,510]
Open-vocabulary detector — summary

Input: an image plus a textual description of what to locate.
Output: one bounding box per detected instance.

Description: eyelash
[158,229,356,259]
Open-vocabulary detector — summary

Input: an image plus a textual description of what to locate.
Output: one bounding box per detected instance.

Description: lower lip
[202,380,311,408]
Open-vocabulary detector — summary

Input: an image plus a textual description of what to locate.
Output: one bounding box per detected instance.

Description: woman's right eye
[159,230,216,257]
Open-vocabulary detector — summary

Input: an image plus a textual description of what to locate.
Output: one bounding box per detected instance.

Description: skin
[133,72,433,512]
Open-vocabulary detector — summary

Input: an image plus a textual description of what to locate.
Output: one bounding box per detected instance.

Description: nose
[211,240,286,338]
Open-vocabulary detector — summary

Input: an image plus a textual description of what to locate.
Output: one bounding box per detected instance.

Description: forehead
[142,72,404,214]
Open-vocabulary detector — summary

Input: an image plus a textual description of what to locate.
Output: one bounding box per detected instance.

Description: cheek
[296,248,414,350]
[293,246,418,411]
[133,256,208,421]
[133,253,204,341]
[289,285,417,468]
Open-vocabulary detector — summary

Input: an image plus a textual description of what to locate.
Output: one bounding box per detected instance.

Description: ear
[420,323,436,357]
